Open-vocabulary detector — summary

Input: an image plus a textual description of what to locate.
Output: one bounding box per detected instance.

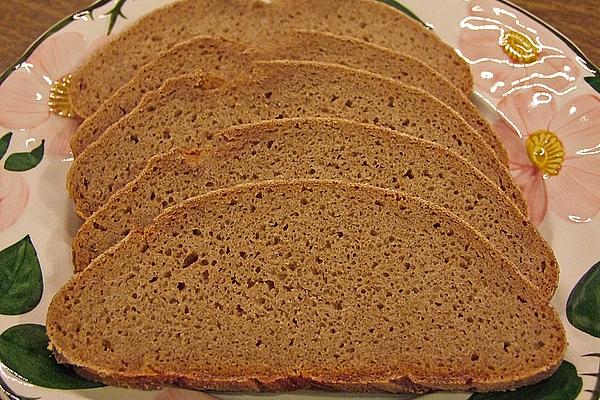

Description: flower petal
[155,389,221,400]
[470,62,515,97]
[458,26,505,63]
[548,95,600,156]
[29,115,79,157]
[545,156,600,222]
[28,32,88,80]
[512,165,548,225]
[0,171,29,231]
[502,55,579,98]
[493,117,530,167]
[496,88,557,135]
[537,56,580,90]
[0,67,50,129]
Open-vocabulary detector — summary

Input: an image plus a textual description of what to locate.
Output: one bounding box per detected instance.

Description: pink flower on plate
[458,0,579,99]
[0,31,96,156]
[494,90,600,225]
[0,170,29,231]
[155,389,221,400]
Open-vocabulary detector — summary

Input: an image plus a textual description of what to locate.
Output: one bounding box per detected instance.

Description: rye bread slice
[70,31,504,162]
[67,61,525,218]
[68,0,472,117]
[49,180,565,392]
[73,118,557,299]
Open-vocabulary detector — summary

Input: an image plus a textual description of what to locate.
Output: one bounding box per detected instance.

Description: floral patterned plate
[0,1,598,399]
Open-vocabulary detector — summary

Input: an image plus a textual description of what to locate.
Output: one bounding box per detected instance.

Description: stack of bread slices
[47,0,566,394]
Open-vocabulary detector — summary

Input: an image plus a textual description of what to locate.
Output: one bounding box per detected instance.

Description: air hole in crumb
[535,341,545,349]
[93,221,107,232]
[182,252,198,268]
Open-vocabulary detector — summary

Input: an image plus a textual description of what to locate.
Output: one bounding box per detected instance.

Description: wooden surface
[0,0,598,72]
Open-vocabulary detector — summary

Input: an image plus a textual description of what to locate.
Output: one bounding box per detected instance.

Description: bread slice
[50,179,565,392]
[67,61,525,218]
[73,118,557,299]
[69,0,472,118]
[70,31,504,162]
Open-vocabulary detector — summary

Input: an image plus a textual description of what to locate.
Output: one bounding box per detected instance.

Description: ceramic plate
[0,0,598,399]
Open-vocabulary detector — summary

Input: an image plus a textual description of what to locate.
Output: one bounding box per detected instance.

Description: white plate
[0,1,597,399]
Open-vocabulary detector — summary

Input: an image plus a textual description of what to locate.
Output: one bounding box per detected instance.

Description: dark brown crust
[53,345,560,394]
[66,361,433,393]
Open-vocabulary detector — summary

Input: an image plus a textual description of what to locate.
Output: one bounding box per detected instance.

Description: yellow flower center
[500,30,540,64]
[48,75,76,118]
[526,130,565,176]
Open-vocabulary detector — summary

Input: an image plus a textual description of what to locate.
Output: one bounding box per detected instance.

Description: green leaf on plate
[376,0,425,25]
[0,324,104,389]
[0,236,43,315]
[0,132,11,160]
[469,361,582,400]
[567,260,600,337]
[4,140,44,172]
[103,0,127,35]
[585,75,600,95]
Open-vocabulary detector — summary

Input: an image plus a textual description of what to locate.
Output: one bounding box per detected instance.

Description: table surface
[0,0,598,72]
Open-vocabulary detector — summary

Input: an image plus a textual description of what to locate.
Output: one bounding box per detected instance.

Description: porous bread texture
[49,180,566,392]
[70,37,248,157]
[67,61,525,218]
[68,0,472,117]
[73,118,557,300]
[70,31,504,162]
